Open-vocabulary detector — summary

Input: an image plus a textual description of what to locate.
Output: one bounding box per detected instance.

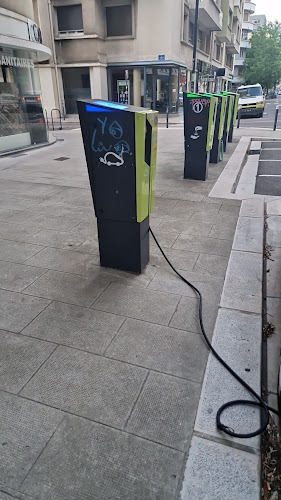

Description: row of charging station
[77,91,238,274]
[183,91,239,181]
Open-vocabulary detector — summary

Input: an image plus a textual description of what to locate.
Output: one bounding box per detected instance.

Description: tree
[243,22,281,92]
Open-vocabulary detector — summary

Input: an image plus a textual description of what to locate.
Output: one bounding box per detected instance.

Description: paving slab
[0,330,55,393]
[6,212,80,232]
[24,247,100,275]
[172,233,232,257]
[0,391,63,489]
[180,437,260,500]
[194,308,262,450]
[267,198,281,215]
[0,491,34,500]
[0,261,47,292]
[267,247,281,297]
[158,218,213,236]
[92,282,180,326]
[22,301,125,354]
[149,231,179,249]
[239,198,264,218]
[0,289,50,333]
[148,268,224,304]
[20,414,184,500]
[150,246,198,272]
[106,318,208,381]
[0,239,43,264]
[26,228,89,250]
[0,209,23,222]
[220,250,263,314]
[0,221,40,242]
[0,198,35,211]
[23,269,111,307]
[127,371,201,451]
[193,253,229,276]
[266,297,281,394]
[21,346,147,428]
[208,222,237,240]
[169,295,218,337]
[267,215,281,247]
[232,217,264,253]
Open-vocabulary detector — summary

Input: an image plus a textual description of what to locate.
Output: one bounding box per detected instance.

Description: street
[239,96,281,129]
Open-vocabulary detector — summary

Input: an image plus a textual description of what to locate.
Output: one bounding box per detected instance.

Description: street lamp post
[191,0,200,93]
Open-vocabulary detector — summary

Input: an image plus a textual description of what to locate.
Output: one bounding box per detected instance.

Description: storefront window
[62,67,91,114]
[0,48,47,153]
[108,65,185,114]
[109,67,144,107]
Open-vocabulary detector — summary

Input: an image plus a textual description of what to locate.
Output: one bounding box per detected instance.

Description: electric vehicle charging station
[77,99,158,273]
[222,93,235,151]
[209,94,227,164]
[183,93,218,180]
[222,91,239,143]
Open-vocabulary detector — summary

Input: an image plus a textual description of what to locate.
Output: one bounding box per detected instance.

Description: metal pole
[166,106,169,128]
[237,108,241,129]
[191,0,200,93]
[274,105,279,131]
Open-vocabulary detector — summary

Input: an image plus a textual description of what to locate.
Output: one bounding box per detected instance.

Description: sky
[253,0,281,23]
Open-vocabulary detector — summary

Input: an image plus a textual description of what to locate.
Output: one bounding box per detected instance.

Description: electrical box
[77,99,158,273]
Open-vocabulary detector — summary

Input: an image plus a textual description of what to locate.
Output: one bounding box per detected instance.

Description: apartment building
[35,0,244,116]
[233,1,257,86]
[0,0,51,152]
[250,14,267,30]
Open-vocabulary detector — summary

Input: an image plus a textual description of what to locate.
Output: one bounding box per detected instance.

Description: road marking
[259,159,281,162]
[258,175,281,177]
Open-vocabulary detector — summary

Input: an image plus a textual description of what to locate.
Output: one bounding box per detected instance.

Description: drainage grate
[54,157,70,161]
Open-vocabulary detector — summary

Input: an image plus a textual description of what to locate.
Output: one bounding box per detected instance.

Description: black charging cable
[149,226,280,438]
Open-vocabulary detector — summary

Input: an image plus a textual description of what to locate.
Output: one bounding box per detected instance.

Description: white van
[237,83,265,118]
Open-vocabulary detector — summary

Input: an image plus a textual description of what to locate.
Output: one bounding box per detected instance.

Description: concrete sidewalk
[0,125,278,499]
[0,127,240,499]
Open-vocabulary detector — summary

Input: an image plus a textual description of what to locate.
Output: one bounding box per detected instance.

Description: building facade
[0,0,51,152]
[233,1,258,87]
[35,0,244,115]
[250,14,267,30]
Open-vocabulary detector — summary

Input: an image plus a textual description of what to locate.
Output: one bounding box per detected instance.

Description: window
[106,5,132,37]
[183,3,189,42]
[189,22,194,44]
[216,43,221,61]
[198,30,203,51]
[56,4,83,33]
[228,8,233,28]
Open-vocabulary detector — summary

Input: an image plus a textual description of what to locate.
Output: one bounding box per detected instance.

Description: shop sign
[0,55,34,68]
[28,20,42,44]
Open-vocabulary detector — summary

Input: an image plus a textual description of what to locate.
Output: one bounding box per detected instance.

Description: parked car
[237,83,265,118]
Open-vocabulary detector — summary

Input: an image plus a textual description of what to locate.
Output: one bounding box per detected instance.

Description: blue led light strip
[85,101,128,112]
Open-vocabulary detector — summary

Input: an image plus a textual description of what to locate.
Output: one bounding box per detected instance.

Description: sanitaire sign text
[0,55,34,68]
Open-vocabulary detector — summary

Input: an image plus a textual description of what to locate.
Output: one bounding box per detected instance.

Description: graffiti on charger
[91,117,131,167]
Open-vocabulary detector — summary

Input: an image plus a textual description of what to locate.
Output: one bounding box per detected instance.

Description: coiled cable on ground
[149,226,280,438]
